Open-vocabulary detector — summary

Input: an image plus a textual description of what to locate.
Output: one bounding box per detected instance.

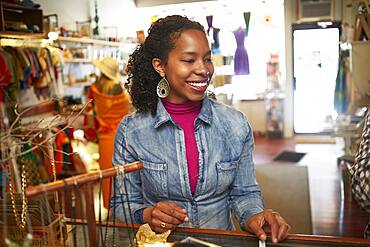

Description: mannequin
[89,57,131,208]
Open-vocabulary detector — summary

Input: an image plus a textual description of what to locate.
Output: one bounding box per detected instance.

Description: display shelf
[63,81,91,86]
[58,36,135,86]
[63,58,92,63]
[0,2,43,33]
[58,36,123,47]
[265,53,284,138]
[0,32,46,39]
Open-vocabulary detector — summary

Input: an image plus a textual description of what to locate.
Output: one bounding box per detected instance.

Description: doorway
[292,22,340,134]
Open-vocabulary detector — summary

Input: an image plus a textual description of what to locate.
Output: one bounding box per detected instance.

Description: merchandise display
[265,53,284,138]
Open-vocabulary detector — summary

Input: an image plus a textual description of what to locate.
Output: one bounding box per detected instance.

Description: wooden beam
[25,161,143,197]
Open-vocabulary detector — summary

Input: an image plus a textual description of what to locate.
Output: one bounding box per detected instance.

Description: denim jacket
[111,95,264,230]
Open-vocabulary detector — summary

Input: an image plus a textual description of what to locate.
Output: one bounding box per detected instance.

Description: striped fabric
[347,110,370,239]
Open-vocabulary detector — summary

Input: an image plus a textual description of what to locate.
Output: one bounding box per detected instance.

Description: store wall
[91,0,138,38]
[35,0,91,31]
[35,0,139,38]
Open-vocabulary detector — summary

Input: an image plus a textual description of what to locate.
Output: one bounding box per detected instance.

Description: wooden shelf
[58,36,123,47]
[63,58,92,63]
[64,81,91,86]
[0,32,46,39]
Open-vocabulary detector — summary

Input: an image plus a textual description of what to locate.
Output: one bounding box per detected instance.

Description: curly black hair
[125,15,205,114]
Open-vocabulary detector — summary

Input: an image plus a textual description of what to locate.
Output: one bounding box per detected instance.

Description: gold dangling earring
[156,76,170,98]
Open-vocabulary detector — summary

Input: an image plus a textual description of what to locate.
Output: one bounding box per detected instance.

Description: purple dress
[233,27,250,75]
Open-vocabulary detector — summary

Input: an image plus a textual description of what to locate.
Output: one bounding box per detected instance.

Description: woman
[112,15,290,243]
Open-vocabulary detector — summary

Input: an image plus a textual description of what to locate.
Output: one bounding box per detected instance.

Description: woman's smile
[186,79,210,92]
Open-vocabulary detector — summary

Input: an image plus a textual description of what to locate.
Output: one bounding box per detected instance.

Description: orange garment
[89,84,131,208]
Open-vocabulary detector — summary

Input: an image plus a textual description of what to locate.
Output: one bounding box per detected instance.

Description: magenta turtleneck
[162,99,201,194]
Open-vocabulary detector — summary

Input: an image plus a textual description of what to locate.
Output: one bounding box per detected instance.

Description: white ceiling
[134,0,217,8]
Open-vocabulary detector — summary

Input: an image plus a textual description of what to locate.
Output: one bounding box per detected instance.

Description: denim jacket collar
[153,95,213,129]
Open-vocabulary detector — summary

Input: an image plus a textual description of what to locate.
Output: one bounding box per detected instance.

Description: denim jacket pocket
[141,160,168,198]
[215,161,238,196]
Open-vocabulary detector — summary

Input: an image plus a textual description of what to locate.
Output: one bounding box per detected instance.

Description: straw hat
[92,57,122,83]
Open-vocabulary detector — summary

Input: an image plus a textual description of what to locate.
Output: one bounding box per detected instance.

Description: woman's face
[163,29,214,103]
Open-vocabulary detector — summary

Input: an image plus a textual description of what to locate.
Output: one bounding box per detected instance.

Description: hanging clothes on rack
[0,45,64,103]
[1,47,21,101]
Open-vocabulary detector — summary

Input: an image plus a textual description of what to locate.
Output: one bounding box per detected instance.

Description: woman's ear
[152,58,165,77]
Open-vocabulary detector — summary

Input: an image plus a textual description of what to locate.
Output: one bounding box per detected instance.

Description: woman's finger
[156,202,188,222]
[276,214,290,241]
[151,207,184,225]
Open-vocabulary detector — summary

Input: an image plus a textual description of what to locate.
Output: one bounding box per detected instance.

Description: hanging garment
[206,15,213,35]
[334,50,348,114]
[53,126,75,176]
[50,47,65,97]
[0,53,11,102]
[212,28,221,54]
[89,84,131,207]
[205,15,221,54]
[233,27,250,75]
[34,48,53,99]
[243,12,251,37]
[1,48,20,101]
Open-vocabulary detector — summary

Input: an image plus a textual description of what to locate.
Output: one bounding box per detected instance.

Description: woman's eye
[182,59,194,63]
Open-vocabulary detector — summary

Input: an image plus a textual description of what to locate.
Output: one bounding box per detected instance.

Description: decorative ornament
[93,0,99,36]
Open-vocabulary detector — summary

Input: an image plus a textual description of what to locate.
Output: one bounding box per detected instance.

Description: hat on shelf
[92,57,122,83]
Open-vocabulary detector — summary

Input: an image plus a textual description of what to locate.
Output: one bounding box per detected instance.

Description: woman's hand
[244,209,290,243]
[143,201,189,233]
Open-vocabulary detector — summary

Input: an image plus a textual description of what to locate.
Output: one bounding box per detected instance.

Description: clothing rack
[24,161,143,247]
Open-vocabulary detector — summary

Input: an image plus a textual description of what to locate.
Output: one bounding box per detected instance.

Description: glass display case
[67,222,370,247]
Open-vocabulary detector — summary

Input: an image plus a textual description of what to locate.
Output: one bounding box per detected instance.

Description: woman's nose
[196,62,211,77]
